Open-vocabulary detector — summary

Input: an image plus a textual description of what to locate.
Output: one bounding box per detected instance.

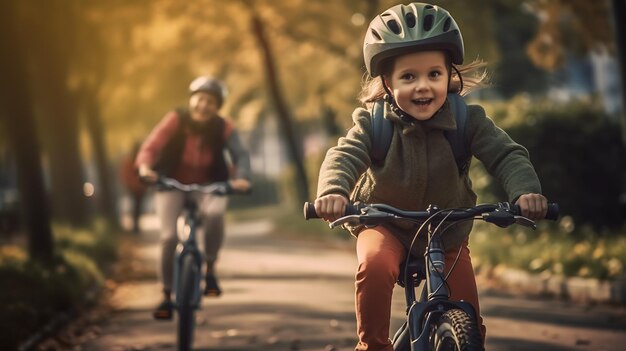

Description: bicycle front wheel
[177,254,198,351]
[432,309,483,351]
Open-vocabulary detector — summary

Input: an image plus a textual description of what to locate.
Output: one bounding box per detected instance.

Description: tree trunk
[250,13,310,204]
[612,0,626,145]
[38,74,89,226]
[30,1,88,226]
[0,0,54,262]
[611,0,626,209]
[82,86,118,226]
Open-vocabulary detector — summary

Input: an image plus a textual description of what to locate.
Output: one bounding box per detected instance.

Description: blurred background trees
[0,0,624,259]
[1,1,624,348]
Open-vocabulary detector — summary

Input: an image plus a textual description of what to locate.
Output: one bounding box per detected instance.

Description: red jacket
[135,111,234,184]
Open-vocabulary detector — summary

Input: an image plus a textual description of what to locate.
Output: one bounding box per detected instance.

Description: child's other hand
[314,194,349,222]
[515,193,548,220]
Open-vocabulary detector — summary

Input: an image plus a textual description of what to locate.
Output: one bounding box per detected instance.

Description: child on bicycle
[313,3,548,350]
[136,76,251,320]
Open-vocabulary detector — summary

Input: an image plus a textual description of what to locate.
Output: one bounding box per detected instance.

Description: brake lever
[483,210,538,230]
[514,216,537,230]
[483,210,516,228]
[329,215,362,229]
[328,207,397,229]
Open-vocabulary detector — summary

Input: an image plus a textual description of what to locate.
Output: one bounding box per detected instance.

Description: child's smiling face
[385,51,449,121]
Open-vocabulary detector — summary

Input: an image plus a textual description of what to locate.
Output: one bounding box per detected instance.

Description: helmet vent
[443,17,451,32]
[423,14,434,31]
[387,19,401,35]
[405,12,416,28]
[371,28,382,40]
[425,5,434,10]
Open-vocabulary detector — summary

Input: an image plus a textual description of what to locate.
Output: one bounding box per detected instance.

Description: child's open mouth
[412,98,433,106]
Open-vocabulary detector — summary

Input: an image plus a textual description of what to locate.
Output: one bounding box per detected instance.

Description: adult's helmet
[363,2,464,77]
[189,76,229,106]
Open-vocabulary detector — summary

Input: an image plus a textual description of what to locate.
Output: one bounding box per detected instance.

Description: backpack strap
[444,93,471,175]
[369,94,471,174]
[370,99,393,165]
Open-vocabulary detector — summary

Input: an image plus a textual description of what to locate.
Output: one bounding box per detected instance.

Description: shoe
[204,274,222,297]
[153,299,174,320]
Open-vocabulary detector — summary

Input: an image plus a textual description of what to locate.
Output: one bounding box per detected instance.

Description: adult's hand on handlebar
[229,178,251,192]
[515,193,548,220]
[138,164,159,184]
[314,194,349,222]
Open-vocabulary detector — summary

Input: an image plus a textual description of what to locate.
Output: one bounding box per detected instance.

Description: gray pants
[154,190,228,292]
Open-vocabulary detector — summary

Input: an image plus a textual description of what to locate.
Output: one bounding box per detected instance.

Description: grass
[469,219,626,281]
[0,219,121,350]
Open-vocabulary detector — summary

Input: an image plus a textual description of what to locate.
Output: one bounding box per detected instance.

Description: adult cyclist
[136,76,251,320]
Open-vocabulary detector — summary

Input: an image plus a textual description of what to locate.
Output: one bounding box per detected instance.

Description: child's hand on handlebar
[515,193,548,220]
[314,194,349,222]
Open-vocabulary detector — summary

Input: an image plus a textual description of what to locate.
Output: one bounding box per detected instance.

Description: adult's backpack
[370,93,471,175]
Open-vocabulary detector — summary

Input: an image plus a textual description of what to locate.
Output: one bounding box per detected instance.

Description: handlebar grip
[303,202,361,220]
[546,203,559,220]
[304,202,318,219]
[512,203,559,220]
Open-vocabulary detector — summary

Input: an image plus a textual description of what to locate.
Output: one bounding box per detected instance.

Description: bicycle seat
[397,257,425,288]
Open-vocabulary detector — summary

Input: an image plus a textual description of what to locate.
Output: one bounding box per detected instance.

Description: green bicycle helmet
[363,2,464,77]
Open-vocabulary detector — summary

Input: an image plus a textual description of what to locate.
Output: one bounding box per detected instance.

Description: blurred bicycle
[155,176,248,351]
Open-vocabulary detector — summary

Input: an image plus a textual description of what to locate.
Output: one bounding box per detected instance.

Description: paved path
[82,218,626,351]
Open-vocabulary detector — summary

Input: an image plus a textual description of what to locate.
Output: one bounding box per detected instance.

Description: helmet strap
[380,76,415,124]
[451,64,464,94]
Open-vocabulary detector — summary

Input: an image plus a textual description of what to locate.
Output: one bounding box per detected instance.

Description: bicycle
[304,201,558,351]
[155,176,245,351]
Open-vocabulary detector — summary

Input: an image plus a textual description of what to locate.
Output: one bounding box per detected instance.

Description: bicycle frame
[172,197,204,310]
[149,176,246,351]
[393,221,479,351]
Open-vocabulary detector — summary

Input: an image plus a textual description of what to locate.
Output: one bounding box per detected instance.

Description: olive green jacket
[317,99,541,256]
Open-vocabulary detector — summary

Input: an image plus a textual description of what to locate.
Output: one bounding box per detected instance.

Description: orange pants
[354,226,485,351]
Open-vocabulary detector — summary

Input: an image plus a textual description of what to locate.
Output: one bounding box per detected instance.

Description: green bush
[0,250,90,349]
[466,98,626,280]
[54,219,117,268]
[478,99,625,233]
[0,220,119,350]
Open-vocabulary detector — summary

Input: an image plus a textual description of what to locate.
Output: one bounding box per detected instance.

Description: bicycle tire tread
[177,254,197,351]
[434,309,483,351]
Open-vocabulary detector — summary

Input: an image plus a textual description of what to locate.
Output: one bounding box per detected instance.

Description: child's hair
[358,55,488,107]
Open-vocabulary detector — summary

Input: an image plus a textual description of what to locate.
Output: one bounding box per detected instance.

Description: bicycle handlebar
[154,176,234,195]
[303,201,559,228]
